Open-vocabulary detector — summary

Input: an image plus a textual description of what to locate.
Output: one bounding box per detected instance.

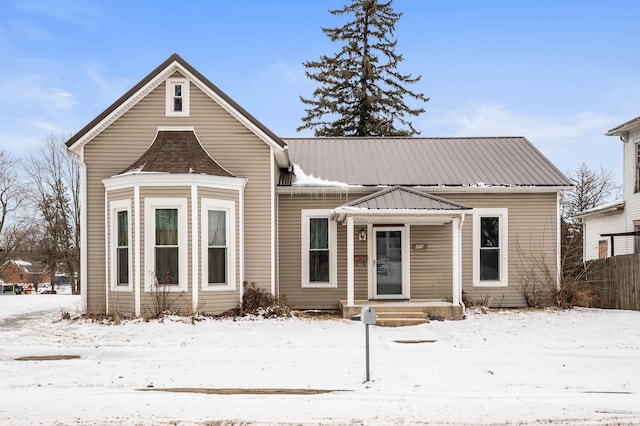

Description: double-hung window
[155,208,179,285]
[473,208,508,287]
[110,200,131,291]
[201,198,236,290]
[301,210,337,288]
[145,198,188,291]
[165,78,190,117]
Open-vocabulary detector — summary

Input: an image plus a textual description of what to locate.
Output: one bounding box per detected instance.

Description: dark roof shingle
[119,130,233,176]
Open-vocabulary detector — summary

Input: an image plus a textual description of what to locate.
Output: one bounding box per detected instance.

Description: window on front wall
[155,209,179,285]
[301,210,337,288]
[110,199,131,291]
[165,78,190,117]
[634,221,640,254]
[473,208,508,287]
[117,210,129,285]
[309,218,330,282]
[201,198,236,291]
[145,198,187,292]
[207,210,226,284]
[480,217,500,281]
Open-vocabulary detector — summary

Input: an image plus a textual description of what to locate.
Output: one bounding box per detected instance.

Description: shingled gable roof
[284,137,572,187]
[118,130,233,176]
[340,185,471,211]
[65,54,286,153]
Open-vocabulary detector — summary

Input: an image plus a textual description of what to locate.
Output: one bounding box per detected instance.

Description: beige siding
[197,187,241,315]
[137,187,192,316]
[190,87,273,293]
[106,189,135,316]
[83,72,273,314]
[449,192,558,307]
[278,193,369,309]
[409,224,453,300]
[273,159,280,297]
[278,190,559,309]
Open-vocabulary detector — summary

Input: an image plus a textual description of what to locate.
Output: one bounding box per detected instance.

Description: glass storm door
[374,227,404,298]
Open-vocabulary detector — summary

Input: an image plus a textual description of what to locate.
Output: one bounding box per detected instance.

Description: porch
[341,299,464,327]
[333,186,472,325]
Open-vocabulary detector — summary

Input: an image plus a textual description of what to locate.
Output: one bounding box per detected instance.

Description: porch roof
[332,186,472,224]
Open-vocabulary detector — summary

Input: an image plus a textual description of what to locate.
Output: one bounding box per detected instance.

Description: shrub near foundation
[221,282,292,318]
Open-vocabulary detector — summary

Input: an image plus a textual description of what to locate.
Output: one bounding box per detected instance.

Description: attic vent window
[173,85,183,112]
[166,78,190,117]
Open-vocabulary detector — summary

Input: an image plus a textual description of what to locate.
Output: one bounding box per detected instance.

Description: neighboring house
[0,260,50,288]
[66,54,571,318]
[577,115,640,260]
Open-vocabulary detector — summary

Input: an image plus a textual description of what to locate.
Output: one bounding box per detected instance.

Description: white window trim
[301,209,337,288]
[201,198,236,291]
[165,78,190,117]
[144,198,188,292]
[110,199,132,292]
[473,208,508,287]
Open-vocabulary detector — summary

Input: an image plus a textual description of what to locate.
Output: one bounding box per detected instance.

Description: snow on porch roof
[334,185,472,215]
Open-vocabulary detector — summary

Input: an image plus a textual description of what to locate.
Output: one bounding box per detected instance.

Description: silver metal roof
[341,186,471,210]
[284,137,571,187]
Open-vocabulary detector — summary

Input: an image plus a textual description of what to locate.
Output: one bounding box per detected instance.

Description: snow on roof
[292,163,351,187]
[574,199,625,218]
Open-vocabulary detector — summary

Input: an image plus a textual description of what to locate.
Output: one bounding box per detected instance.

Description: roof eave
[605,115,640,137]
[278,184,573,194]
[66,54,288,160]
[574,200,625,218]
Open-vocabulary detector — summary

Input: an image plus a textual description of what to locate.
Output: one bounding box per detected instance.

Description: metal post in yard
[365,322,370,382]
[360,306,376,382]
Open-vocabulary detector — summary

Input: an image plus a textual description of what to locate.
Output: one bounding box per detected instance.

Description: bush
[221,282,292,318]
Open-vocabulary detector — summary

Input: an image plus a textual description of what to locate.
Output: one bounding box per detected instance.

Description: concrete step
[376,317,430,327]
[376,311,429,319]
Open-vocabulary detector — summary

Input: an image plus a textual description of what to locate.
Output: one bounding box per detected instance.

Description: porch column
[347,216,355,306]
[452,217,461,306]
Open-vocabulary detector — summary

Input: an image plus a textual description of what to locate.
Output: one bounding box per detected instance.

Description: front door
[374,227,405,298]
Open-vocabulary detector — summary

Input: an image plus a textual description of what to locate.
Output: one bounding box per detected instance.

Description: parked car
[1,284,23,294]
[40,289,57,294]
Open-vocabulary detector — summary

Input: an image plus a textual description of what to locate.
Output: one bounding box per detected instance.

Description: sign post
[360,306,377,382]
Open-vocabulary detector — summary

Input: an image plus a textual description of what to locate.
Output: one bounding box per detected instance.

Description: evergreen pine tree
[298,0,429,137]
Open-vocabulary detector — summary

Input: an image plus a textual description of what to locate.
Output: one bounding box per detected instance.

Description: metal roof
[284,137,571,187]
[119,130,234,176]
[342,186,471,211]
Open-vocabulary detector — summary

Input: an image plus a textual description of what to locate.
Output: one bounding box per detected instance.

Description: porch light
[358,228,367,241]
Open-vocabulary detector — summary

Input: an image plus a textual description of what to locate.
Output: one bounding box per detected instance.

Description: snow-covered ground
[1,295,639,425]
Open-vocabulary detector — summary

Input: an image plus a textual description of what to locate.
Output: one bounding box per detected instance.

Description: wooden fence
[586,253,640,311]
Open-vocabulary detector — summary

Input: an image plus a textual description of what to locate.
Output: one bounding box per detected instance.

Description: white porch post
[452,217,461,306]
[347,216,355,307]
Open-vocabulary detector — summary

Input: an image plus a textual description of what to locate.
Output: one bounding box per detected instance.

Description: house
[577,115,640,260]
[0,259,50,289]
[66,54,571,319]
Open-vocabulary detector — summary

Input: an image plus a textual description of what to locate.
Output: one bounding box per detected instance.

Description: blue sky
[2,0,639,183]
